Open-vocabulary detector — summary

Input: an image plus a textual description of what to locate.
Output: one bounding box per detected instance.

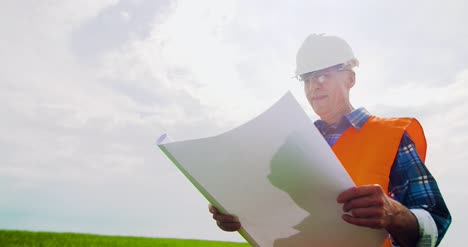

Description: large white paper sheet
[157,92,387,247]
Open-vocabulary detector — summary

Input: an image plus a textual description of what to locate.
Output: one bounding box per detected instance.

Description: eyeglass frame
[297,64,353,85]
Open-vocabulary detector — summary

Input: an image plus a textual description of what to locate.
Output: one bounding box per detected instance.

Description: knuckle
[352,209,362,217]
[375,199,384,207]
[373,209,382,217]
[371,184,382,192]
[361,197,371,206]
[378,219,385,227]
[377,208,385,217]
[369,219,384,229]
[353,187,361,194]
[221,223,239,232]
[213,214,227,221]
[370,220,380,229]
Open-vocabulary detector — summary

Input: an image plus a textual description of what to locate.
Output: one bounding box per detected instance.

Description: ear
[346,71,355,89]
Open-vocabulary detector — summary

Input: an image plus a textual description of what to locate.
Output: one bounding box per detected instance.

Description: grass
[0,230,250,247]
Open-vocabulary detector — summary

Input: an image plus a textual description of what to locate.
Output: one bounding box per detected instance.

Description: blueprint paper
[157,92,387,247]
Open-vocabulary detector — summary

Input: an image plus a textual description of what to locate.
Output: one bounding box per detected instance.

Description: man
[209,34,451,247]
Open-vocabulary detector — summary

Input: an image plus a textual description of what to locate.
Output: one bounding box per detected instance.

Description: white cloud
[0,0,466,245]
[97,0,295,137]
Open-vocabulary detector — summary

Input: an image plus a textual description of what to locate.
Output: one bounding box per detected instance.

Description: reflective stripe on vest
[331,116,427,247]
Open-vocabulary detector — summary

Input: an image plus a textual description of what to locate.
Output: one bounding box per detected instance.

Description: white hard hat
[295,34,359,77]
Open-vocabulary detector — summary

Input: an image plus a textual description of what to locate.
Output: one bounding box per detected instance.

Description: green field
[0,230,250,247]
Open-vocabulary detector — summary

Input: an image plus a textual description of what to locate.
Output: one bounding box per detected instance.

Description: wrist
[385,200,420,247]
[386,204,417,232]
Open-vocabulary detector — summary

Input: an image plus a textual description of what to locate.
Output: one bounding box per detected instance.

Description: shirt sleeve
[411,209,438,246]
[388,133,451,246]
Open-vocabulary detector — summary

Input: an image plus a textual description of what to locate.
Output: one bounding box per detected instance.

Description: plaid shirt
[315,108,451,246]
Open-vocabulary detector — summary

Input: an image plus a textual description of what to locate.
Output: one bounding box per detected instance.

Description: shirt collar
[314,107,371,132]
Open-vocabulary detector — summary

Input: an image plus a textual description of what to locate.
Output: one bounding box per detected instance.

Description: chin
[311,105,323,115]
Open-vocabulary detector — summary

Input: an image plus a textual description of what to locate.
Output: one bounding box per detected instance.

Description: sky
[1,0,467,246]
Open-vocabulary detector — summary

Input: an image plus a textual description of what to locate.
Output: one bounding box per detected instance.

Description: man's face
[302,68,354,118]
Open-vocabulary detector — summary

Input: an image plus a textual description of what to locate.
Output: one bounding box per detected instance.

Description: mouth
[312,95,327,101]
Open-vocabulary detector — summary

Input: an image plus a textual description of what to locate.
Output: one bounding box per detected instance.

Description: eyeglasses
[298,66,352,85]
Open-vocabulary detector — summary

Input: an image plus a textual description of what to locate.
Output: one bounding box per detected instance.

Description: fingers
[208,204,218,214]
[217,221,241,232]
[347,207,385,218]
[342,214,385,229]
[337,184,384,203]
[212,213,237,222]
[208,204,241,232]
[337,185,396,230]
[342,195,385,212]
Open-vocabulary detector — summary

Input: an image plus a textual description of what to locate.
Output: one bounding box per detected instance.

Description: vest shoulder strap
[366,117,427,162]
[331,116,427,191]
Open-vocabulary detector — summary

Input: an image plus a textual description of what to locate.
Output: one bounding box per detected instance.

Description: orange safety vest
[331,116,427,247]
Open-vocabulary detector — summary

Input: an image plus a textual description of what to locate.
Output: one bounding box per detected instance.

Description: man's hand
[208,204,241,232]
[337,184,419,247]
[337,184,398,229]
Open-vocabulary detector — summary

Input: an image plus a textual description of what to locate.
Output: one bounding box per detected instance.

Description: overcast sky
[1,0,467,246]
